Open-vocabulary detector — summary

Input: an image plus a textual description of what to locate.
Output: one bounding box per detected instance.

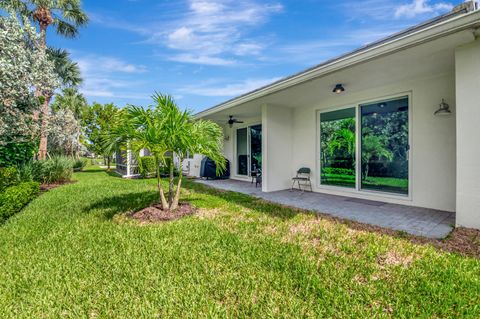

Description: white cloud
[73,54,149,102]
[394,0,453,18]
[77,55,146,74]
[168,54,236,66]
[181,77,282,97]
[154,0,282,65]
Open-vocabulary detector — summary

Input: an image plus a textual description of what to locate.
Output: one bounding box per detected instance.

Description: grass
[0,166,479,318]
[322,173,408,194]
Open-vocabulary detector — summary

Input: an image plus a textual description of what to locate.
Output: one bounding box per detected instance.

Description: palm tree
[51,87,86,119]
[2,0,88,159]
[48,48,82,89]
[106,93,225,211]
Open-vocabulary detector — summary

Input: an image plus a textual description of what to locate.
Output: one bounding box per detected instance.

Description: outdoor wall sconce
[434,99,452,116]
[332,84,345,94]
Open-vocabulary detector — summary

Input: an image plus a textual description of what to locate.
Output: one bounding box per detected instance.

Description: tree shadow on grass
[86,190,159,220]
[182,180,301,220]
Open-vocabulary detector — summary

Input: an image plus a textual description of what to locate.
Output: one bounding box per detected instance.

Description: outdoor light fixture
[434,99,452,116]
[332,84,345,94]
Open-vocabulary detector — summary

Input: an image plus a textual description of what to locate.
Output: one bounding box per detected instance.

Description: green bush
[322,167,355,176]
[32,156,74,184]
[0,181,40,223]
[17,162,34,182]
[73,158,88,172]
[138,156,157,178]
[0,141,37,167]
[0,167,20,192]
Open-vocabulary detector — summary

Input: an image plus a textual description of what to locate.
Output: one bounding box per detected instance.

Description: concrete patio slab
[195,179,455,239]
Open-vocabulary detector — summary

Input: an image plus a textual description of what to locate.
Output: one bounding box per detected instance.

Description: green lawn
[322,173,408,194]
[0,167,479,318]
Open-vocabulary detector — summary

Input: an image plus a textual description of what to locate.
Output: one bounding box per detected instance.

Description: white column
[126,148,132,177]
[262,104,293,192]
[455,38,480,229]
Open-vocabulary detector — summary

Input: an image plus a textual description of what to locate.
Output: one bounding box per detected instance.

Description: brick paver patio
[196,179,455,239]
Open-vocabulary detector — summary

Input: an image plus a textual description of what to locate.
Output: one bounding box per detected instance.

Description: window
[319,96,409,196]
[320,108,356,188]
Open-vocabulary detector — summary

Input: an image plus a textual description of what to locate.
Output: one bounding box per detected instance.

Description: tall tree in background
[2,0,88,159]
[51,87,87,119]
[0,12,57,165]
[82,103,119,169]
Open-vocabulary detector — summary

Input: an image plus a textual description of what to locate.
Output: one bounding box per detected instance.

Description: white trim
[316,91,413,200]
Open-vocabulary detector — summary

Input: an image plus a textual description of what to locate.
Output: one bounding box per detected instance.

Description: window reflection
[361,97,409,195]
[320,108,356,188]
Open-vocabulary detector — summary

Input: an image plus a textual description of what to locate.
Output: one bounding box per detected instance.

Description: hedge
[138,156,157,178]
[0,166,20,192]
[0,182,40,223]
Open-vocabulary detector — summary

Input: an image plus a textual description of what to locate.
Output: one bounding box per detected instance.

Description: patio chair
[291,167,312,192]
[255,172,262,188]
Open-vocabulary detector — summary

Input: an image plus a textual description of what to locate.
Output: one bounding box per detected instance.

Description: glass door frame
[234,122,262,179]
[317,92,412,200]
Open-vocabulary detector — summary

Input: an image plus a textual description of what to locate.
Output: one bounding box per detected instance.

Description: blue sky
[48,0,464,112]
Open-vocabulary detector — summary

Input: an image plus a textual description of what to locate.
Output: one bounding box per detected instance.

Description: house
[195,2,480,230]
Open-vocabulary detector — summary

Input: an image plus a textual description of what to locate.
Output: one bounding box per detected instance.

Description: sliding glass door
[361,98,409,195]
[319,96,409,196]
[236,124,262,177]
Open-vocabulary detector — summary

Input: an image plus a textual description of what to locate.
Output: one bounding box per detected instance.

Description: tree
[106,93,225,211]
[47,48,82,90]
[48,88,86,157]
[0,12,57,164]
[82,103,119,169]
[2,0,88,159]
[51,87,87,119]
[47,108,83,156]
[361,133,393,180]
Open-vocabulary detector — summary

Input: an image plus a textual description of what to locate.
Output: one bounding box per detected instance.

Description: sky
[47,0,466,113]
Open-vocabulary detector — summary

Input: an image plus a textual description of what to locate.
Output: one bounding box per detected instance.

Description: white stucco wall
[291,72,456,211]
[455,38,480,229]
[262,104,293,192]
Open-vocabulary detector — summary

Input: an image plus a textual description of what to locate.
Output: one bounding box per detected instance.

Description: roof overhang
[196,8,480,119]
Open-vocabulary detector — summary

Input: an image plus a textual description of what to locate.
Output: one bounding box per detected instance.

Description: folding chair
[291,167,313,192]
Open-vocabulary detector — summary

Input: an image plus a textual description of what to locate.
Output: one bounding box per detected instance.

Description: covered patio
[196,179,455,239]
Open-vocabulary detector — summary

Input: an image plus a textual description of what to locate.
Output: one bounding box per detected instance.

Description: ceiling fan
[228,115,244,127]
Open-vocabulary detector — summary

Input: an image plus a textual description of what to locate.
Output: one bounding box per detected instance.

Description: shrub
[0,181,40,223]
[0,141,37,167]
[322,167,355,176]
[17,162,34,182]
[138,156,157,178]
[0,167,20,192]
[32,156,74,184]
[73,158,87,172]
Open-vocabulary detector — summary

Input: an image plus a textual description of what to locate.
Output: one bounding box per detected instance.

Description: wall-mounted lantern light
[434,99,452,116]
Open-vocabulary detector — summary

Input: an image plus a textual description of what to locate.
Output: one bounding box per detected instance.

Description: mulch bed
[40,180,76,191]
[128,203,196,224]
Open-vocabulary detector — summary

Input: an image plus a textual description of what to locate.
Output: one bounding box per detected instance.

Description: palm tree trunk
[168,159,174,205]
[37,93,51,160]
[170,160,183,211]
[155,156,168,210]
[36,14,50,160]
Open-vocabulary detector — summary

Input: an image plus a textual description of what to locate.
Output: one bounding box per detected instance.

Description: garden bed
[127,202,196,224]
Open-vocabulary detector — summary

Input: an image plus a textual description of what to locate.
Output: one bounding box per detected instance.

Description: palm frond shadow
[87,190,158,219]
